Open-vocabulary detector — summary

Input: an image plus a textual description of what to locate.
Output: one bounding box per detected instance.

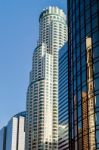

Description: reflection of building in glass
[25,7,67,150]
[73,41,96,150]
[86,38,96,150]
[78,128,82,150]
[74,93,89,150]
[58,44,69,149]
[82,92,89,150]
[67,0,99,149]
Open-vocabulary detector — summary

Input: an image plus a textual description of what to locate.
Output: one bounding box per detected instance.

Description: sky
[0,0,67,128]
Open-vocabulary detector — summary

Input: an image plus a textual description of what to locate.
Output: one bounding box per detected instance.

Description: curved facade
[39,6,67,50]
[14,111,26,118]
[25,7,67,150]
[68,0,99,149]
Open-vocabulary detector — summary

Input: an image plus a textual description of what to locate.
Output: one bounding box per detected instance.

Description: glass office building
[67,0,99,149]
[6,111,26,150]
[58,43,69,150]
[0,111,26,150]
[0,127,6,150]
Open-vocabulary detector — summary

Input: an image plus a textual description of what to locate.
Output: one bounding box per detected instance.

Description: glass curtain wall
[58,43,69,150]
[67,0,99,149]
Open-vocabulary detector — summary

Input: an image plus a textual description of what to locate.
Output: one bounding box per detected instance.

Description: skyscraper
[58,43,69,150]
[0,127,6,150]
[25,6,67,150]
[6,111,26,150]
[67,0,99,149]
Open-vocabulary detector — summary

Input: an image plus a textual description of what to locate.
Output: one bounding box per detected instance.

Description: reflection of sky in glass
[58,43,69,148]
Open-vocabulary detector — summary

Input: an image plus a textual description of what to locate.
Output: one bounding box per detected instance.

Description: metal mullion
[67,0,72,149]
[75,0,79,149]
[71,1,74,150]
[84,0,90,149]
[97,0,99,28]
[71,1,76,149]
[75,0,82,149]
[79,0,84,149]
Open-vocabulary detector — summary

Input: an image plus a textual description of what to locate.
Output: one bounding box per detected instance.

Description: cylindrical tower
[39,6,67,52]
[25,6,67,150]
[39,8,67,149]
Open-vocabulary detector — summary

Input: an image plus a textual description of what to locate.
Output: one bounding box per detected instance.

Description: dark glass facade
[0,127,6,150]
[67,0,99,149]
[58,43,69,149]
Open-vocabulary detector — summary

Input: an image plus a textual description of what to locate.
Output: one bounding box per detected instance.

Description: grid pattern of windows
[58,43,69,150]
[5,112,26,150]
[68,0,99,149]
[26,7,67,150]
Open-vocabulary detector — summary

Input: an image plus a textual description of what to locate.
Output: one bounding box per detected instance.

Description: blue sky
[0,0,67,128]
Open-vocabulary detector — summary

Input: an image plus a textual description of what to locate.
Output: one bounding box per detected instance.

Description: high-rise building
[5,111,26,150]
[0,112,26,150]
[58,43,69,150]
[0,127,6,150]
[25,6,67,150]
[67,0,99,149]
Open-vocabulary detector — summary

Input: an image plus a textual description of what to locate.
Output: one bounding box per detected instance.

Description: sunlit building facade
[6,112,26,150]
[25,6,67,150]
[68,0,99,149]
